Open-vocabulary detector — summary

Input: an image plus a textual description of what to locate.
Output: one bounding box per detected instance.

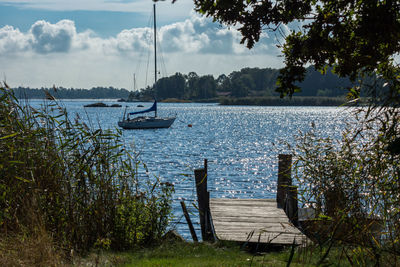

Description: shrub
[292,104,400,263]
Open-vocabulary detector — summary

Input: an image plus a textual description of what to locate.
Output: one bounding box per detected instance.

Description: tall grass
[0,83,174,258]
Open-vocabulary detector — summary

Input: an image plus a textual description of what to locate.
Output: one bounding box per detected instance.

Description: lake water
[30,99,350,240]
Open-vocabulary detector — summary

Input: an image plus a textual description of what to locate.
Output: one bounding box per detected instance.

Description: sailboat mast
[153,4,157,86]
[153,3,157,117]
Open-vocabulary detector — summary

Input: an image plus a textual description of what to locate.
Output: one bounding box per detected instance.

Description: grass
[115,235,400,267]
[120,242,290,267]
[111,240,360,267]
[0,230,62,267]
[1,232,394,267]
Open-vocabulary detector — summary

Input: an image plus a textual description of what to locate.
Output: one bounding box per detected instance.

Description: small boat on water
[118,100,175,129]
[84,102,122,108]
[118,3,175,129]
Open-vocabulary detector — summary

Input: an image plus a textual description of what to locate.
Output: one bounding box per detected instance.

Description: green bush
[0,84,174,253]
[292,104,400,262]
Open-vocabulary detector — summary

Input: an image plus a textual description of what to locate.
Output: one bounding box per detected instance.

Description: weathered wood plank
[210,205,284,211]
[211,198,277,202]
[216,235,304,243]
[212,224,302,234]
[210,204,286,211]
[210,199,277,206]
[216,232,307,245]
[212,217,289,223]
[214,226,300,233]
[211,211,288,218]
[210,198,309,246]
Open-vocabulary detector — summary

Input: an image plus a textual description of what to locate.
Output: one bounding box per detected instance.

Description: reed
[0,83,174,257]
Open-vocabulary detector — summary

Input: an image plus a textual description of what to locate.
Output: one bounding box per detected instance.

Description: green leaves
[0,132,19,140]
[194,0,400,101]
[347,86,360,100]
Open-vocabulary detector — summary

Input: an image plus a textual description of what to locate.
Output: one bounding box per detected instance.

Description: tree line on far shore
[12,86,131,99]
[145,66,354,100]
[12,66,358,100]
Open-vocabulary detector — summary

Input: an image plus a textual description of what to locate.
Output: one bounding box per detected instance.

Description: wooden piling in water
[276,154,298,226]
[277,154,292,209]
[180,200,198,242]
[194,159,213,242]
[286,185,299,227]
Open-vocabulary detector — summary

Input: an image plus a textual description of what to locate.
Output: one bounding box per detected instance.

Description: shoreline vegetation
[0,84,175,265]
[11,65,370,105]
[17,95,363,107]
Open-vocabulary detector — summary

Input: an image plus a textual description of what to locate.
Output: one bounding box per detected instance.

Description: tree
[192,0,400,99]
[216,74,228,91]
[185,72,200,99]
[197,75,217,99]
[154,72,186,99]
[229,72,254,97]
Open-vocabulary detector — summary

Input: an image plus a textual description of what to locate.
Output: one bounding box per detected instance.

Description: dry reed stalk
[0,228,62,266]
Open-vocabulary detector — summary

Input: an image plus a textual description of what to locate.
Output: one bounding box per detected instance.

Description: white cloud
[0,19,95,55]
[115,27,152,53]
[0,25,30,54]
[30,20,76,53]
[0,14,284,88]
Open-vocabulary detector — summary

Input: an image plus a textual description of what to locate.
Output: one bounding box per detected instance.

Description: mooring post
[180,200,198,242]
[194,159,213,241]
[286,185,299,227]
[277,154,292,209]
[276,154,298,226]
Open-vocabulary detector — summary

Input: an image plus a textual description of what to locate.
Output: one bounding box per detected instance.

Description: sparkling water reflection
[30,100,350,240]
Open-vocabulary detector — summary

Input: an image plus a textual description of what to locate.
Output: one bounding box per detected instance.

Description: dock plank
[210,198,309,246]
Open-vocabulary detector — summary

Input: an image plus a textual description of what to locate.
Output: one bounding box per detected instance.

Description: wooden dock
[210,198,308,245]
[188,155,310,246]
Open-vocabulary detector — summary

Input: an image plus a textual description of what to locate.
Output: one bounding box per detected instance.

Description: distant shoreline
[17,96,366,107]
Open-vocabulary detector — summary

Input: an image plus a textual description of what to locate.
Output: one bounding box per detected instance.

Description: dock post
[276,154,298,226]
[277,154,292,209]
[286,186,299,227]
[195,159,213,242]
[180,200,198,242]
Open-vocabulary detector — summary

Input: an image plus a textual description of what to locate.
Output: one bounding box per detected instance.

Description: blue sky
[0,1,193,36]
[0,0,285,89]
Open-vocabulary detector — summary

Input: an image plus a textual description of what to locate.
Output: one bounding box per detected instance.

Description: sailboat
[118,4,176,129]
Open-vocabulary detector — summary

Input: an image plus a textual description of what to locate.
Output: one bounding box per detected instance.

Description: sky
[0,0,286,90]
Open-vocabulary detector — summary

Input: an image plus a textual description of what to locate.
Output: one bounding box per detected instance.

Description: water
[29,99,350,240]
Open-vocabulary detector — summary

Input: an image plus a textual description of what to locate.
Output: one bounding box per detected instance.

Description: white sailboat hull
[118,116,175,129]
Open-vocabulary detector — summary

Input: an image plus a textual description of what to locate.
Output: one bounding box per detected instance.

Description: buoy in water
[188,124,192,127]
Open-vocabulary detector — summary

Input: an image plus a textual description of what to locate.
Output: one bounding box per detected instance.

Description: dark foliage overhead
[188,0,400,98]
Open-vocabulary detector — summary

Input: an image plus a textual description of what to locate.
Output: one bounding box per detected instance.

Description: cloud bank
[0,14,284,88]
